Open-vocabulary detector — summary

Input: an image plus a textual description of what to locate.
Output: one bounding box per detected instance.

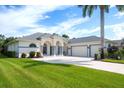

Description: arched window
[29,43,37,48]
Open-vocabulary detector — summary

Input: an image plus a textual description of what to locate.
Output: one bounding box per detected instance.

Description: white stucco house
[7,32,111,58]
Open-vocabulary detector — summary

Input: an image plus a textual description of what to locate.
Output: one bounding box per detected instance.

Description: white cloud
[0,5,124,40]
[110,5,115,8]
[27,17,90,36]
[105,23,124,40]
[114,12,124,18]
[66,22,124,40]
[56,17,89,33]
[0,5,90,38]
[0,5,70,36]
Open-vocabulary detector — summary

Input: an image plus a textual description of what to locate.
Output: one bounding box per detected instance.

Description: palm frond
[82,5,88,17]
[104,5,110,13]
[116,5,124,12]
[88,6,94,17]
[82,5,98,17]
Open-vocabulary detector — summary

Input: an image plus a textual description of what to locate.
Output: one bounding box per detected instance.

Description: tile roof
[69,36,109,44]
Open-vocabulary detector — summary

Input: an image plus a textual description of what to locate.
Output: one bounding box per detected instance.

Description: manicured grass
[102,59,124,64]
[0,58,124,88]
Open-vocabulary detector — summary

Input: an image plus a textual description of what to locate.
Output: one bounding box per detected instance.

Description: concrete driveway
[33,56,124,75]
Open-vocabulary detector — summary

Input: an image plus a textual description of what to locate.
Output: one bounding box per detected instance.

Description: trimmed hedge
[36,52,41,58]
[21,53,27,58]
[29,51,35,58]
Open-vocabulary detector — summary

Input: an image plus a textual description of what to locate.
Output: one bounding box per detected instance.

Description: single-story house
[7,32,111,58]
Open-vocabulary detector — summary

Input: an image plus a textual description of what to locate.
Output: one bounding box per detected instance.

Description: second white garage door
[72,46,88,57]
[90,45,101,57]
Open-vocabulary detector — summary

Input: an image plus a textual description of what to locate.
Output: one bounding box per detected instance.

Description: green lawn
[103,59,124,64]
[0,58,124,88]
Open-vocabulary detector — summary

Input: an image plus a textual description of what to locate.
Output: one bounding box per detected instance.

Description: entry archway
[56,41,62,55]
[43,41,52,56]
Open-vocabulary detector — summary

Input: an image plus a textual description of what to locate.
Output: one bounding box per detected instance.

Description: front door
[43,44,47,55]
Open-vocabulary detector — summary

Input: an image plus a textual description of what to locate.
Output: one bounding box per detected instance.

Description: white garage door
[72,46,87,57]
[90,45,100,57]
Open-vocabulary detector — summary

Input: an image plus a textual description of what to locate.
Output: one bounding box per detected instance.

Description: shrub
[94,54,98,60]
[107,46,119,59]
[29,51,36,58]
[119,49,124,59]
[104,51,108,58]
[6,51,16,58]
[21,53,27,58]
[114,51,121,60]
[36,52,41,58]
[107,46,118,53]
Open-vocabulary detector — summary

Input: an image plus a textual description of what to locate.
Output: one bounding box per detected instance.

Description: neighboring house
[111,40,124,48]
[7,32,111,58]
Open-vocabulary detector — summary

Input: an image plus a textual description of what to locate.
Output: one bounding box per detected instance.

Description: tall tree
[79,5,124,59]
[0,34,5,51]
[3,37,16,45]
[2,37,16,54]
[62,34,69,38]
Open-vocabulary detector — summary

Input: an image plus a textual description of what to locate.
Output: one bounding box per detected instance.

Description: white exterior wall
[41,36,64,46]
[68,41,101,47]
[41,36,64,56]
[67,48,71,56]
[18,41,41,58]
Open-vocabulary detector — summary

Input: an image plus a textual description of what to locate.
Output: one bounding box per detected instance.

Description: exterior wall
[17,36,65,58]
[18,41,41,58]
[67,48,71,56]
[41,37,64,46]
[40,36,64,56]
[68,41,101,47]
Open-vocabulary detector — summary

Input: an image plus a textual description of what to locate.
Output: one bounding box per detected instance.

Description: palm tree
[79,5,124,59]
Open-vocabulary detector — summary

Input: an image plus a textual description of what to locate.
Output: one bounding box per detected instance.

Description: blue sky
[0,5,124,40]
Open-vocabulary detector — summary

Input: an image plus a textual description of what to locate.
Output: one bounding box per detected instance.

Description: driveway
[33,56,124,75]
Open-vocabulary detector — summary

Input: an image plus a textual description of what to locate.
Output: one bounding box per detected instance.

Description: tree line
[0,34,16,54]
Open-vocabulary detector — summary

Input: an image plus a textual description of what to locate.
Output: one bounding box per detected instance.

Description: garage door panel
[90,45,100,57]
[72,46,87,57]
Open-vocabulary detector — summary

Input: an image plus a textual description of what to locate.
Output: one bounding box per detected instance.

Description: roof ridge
[71,35,99,40]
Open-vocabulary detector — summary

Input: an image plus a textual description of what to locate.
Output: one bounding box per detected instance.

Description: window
[29,43,37,48]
